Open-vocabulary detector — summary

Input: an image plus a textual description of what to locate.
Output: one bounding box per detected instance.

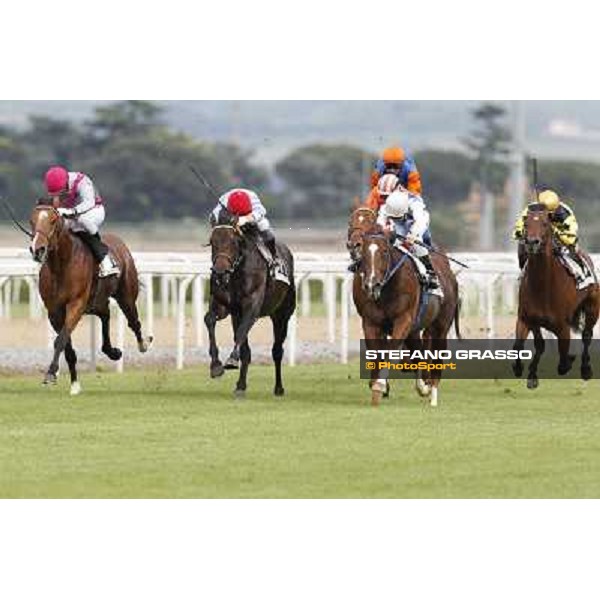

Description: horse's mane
[36,198,53,207]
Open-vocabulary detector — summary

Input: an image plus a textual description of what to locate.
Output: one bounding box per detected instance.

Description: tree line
[3,101,600,248]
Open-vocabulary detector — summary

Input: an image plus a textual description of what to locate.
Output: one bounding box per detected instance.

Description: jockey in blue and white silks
[377,188,440,290]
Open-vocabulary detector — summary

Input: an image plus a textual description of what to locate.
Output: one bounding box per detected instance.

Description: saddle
[254,236,290,285]
[395,243,444,299]
[555,246,597,290]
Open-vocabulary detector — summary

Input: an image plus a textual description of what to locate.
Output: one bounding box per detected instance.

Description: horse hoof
[70,381,82,396]
[512,362,523,378]
[582,365,593,381]
[527,377,539,389]
[210,363,225,378]
[224,357,240,370]
[371,389,382,406]
[234,388,246,399]
[138,336,153,353]
[274,386,285,397]
[43,372,57,385]
[103,347,122,361]
[429,387,439,407]
[415,378,431,397]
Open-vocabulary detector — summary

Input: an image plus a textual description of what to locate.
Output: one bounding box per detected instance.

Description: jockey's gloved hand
[405,232,418,245]
[57,207,76,218]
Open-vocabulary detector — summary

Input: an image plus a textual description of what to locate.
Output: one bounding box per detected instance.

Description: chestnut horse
[29,204,152,394]
[204,218,296,397]
[512,203,600,388]
[353,224,460,406]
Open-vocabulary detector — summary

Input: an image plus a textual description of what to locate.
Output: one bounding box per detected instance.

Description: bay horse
[204,214,296,397]
[29,203,152,394]
[353,224,460,406]
[512,203,600,388]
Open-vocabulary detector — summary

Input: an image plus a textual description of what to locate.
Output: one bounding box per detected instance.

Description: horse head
[209,224,243,287]
[347,206,378,263]
[359,225,393,301]
[523,203,552,256]
[29,202,64,264]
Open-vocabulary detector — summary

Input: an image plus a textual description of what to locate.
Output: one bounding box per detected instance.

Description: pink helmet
[44,166,68,194]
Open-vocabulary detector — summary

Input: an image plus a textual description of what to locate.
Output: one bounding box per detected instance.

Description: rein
[210,225,243,275]
[363,233,409,288]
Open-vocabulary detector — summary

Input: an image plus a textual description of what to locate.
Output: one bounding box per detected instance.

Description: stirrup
[98,256,120,278]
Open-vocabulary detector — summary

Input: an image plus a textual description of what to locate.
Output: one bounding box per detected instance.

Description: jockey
[513,188,590,286]
[370,146,423,196]
[378,189,440,290]
[365,173,402,211]
[43,166,119,278]
[211,188,280,265]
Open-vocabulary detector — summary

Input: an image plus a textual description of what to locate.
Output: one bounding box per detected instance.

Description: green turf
[1,364,599,498]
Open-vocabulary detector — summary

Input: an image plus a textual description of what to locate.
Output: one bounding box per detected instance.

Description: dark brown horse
[353,224,460,406]
[29,204,152,394]
[512,203,600,388]
[204,218,296,397]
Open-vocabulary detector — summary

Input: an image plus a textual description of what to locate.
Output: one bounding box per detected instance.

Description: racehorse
[353,224,460,406]
[29,203,152,394]
[204,212,296,397]
[512,203,600,388]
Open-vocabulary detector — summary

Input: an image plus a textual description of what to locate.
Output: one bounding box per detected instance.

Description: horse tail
[454,297,463,340]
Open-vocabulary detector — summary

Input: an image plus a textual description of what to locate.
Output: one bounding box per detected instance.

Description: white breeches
[256,216,271,232]
[67,205,105,235]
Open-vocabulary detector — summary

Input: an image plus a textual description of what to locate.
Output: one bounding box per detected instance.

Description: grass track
[1,364,599,498]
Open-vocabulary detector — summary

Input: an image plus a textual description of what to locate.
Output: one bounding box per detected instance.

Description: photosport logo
[359,338,600,380]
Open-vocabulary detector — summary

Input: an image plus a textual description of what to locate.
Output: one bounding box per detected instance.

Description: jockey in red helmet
[211,188,280,265]
[43,166,119,277]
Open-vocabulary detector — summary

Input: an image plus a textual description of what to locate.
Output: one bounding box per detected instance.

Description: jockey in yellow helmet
[513,188,591,287]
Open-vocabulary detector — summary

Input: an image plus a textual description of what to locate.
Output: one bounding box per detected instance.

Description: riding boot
[420,255,440,290]
[76,231,108,262]
[75,232,119,278]
[260,229,277,261]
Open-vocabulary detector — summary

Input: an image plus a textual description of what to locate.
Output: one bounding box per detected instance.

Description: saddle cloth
[255,237,290,285]
[396,245,444,298]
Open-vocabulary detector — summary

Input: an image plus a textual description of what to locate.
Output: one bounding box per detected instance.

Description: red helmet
[227,190,252,216]
[44,166,69,194]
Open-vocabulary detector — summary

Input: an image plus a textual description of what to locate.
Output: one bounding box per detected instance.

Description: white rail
[3,248,584,368]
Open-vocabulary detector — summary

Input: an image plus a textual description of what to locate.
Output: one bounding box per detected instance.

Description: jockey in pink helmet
[44,166,119,277]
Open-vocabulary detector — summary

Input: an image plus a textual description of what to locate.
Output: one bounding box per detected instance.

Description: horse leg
[44,297,87,385]
[581,301,599,380]
[64,339,81,396]
[204,303,225,378]
[234,340,251,398]
[225,300,261,370]
[363,320,385,406]
[526,327,545,389]
[99,311,122,361]
[115,292,152,353]
[512,317,530,378]
[557,325,576,375]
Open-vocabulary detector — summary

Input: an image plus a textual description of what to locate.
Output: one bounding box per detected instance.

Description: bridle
[347,207,377,253]
[210,225,243,276]
[32,206,62,249]
[361,231,408,289]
